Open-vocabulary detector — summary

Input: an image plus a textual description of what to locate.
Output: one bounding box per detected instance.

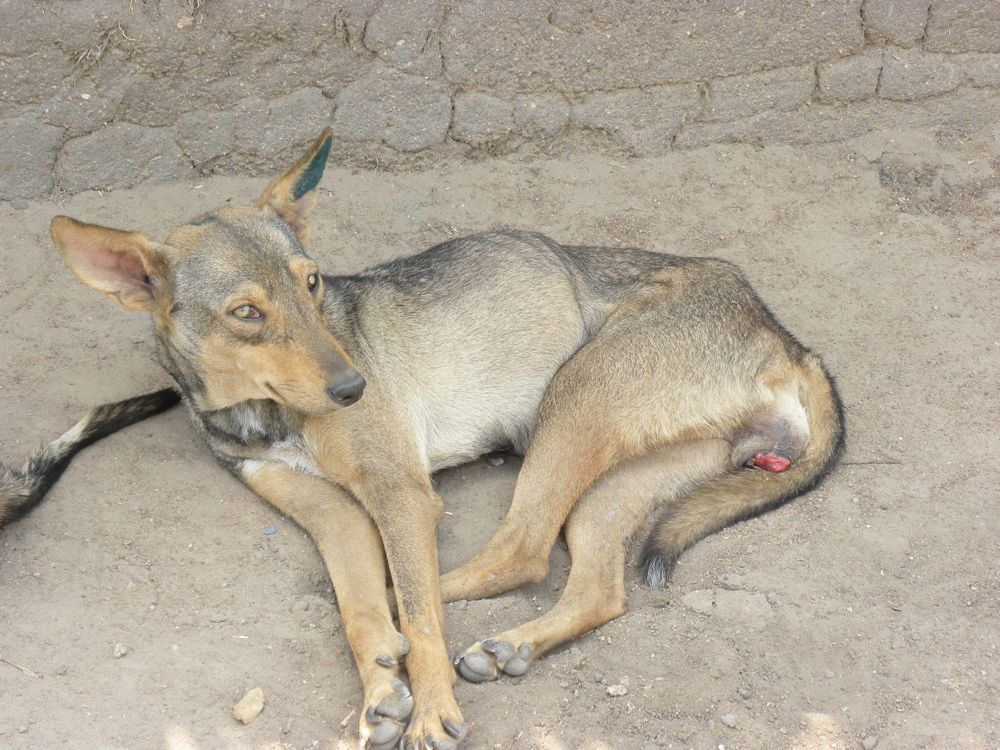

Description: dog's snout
[326,372,365,407]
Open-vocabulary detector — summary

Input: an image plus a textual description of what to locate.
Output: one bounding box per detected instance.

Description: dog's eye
[307,273,318,292]
[231,304,263,320]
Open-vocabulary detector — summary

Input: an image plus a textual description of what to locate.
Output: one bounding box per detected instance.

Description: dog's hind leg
[438,403,618,602]
[243,464,412,750]
[453,440,730,683]
[439,307,755,604]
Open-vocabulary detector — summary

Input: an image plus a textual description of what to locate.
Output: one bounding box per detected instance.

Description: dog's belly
[421,388,546,472]
[419,370,553,472]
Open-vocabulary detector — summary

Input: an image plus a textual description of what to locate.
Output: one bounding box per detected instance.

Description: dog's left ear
[256,128,333,243]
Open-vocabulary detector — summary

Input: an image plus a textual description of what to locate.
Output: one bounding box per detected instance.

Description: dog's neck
[200,399,296,446]
[153,330,301,466]
[183,395,304,476]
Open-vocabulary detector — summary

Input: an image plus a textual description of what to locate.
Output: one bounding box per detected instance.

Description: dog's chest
[263,437,324,476]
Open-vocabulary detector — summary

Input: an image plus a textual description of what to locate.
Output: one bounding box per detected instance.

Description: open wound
[748,452,792,473]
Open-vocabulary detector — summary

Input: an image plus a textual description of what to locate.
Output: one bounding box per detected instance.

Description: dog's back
[320,229,809,473]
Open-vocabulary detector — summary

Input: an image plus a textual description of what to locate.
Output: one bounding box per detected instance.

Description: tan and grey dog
[1,130,843,748]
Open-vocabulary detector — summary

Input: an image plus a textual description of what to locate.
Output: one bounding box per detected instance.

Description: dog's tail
[639,356,844,588]
[0,388,181,527]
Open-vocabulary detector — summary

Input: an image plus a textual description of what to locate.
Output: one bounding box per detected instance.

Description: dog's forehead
[167,207,309,296]
[173,206,300,253]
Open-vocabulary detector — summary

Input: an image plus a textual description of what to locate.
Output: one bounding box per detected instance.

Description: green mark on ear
[292,136,332,200]
[190,214,216,226]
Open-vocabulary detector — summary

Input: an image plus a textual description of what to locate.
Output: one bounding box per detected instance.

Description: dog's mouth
[261,380,346,416]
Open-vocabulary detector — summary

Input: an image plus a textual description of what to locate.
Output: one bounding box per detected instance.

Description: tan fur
[454,441,731,666]
[43,130,843,748]
[242,464,414,747]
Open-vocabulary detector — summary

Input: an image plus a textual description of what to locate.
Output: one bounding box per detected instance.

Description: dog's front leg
[243,464,414,749]
[353,474,467,749]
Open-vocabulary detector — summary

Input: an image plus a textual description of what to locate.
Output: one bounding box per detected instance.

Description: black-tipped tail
[0,388,181,527]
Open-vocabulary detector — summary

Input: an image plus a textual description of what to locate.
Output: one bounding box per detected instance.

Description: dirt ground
[1,127,998,750]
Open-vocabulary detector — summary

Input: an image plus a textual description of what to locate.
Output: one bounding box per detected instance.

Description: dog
[1,129,843,748]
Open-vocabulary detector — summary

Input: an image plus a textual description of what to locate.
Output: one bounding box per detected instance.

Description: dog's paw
[454,639,534,683]
[400,707,468,750]
[360,677,413,749]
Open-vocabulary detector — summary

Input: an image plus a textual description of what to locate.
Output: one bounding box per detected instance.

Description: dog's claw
[361,678,413,749]
[455,650,497,682]
[376,654,396,668]
[502,643,534,676]
[375,679,413,720]
[443,719,468,741]
[456,639,535,683]
[481,639,514,662]
[366,718,400,747]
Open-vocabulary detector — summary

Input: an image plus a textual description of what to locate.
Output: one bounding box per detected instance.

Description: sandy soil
[1,128,998,750]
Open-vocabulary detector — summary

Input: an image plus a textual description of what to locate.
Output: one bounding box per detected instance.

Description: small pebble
[112,643,131,659]
[606,684,628,697]
[486,455,504,466]
[18,725,28,734]
[233,686,265,724]
[264,526,277,536]
[721,713,737,728]
[824,669,835,680]
[737,686,751,699]
[862,736,879,750]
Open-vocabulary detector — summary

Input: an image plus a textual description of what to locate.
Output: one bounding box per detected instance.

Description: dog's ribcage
[341,235,596,473]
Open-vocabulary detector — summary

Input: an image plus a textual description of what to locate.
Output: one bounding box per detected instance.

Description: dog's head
[50,129,365,416]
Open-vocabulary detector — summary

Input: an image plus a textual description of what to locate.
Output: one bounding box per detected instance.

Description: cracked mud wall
[2,0,999,201]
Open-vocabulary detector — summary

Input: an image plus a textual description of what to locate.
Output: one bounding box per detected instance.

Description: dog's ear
[50,216,169,312]
[256,128,333,243]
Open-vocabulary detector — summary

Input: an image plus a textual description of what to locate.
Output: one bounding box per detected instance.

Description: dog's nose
[326,373,365,406]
